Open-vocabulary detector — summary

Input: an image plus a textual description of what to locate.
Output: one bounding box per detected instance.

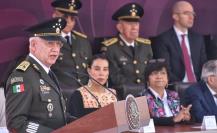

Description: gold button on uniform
[48,99,51,102]
[72,53,76,57]
[144,60,147,64]
[76,65,79,69]
[133,60,137,64]
[136,70,140,74]
[82,63,86,68]
[136,79,141,83]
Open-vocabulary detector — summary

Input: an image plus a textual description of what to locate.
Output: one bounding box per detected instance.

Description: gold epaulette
[102,38,118,47]
[16,61,30,71]
[72,30,87,38]
[136,37,151,45]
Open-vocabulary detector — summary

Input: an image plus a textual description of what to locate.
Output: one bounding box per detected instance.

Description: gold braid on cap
[55,7,78,14]
[118,16,140,20]
[34,33,61,37]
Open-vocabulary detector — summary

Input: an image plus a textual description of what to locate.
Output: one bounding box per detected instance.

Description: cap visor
[121,18,140,22]
[40,36,66,43]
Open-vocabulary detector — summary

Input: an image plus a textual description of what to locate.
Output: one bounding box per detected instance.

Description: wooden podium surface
[53,96,150,133]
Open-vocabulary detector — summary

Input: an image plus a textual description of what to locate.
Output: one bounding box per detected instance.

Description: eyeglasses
[148,58,166,64]
[175,11,196,17]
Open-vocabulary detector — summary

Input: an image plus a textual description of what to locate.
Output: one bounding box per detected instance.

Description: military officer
[6,18,68,133]
[51,0,92,91]
[101,3,153,99]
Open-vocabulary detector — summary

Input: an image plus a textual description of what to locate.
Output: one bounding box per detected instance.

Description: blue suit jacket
[184,81,217,123]
[151,28,207,82]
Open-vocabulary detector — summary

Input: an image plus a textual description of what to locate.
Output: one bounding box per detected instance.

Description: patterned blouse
[145,89,180,118]
[79,86,117,108]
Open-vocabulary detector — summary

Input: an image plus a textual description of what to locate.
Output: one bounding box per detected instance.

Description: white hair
[29,37,40,44]
[201,60,217,81]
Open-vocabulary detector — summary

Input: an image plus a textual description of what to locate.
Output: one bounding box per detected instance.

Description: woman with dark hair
[143,59,192,125]
[69,54,117,118]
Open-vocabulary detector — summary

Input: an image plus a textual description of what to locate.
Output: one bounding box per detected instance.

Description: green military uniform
[51,31,92,90]
[6,17,68,133]
[101,2,153,99]
[6,56,67,133]
[51,0,92,90]
[102,36,152,87]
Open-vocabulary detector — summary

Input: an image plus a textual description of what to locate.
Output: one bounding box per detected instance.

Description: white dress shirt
[62,32,72,44]
[119,34,135,47]
[29,53,50,74]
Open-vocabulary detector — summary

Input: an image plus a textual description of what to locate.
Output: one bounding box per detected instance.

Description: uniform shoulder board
[72,30,87,38]
[136,37,151,45]
[16,61,30,71]
[102,38,118,47]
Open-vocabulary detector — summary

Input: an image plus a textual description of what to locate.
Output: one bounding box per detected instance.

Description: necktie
[129,46,134,56]
[48,70,59,88]
[65,35,71,45]
[181,34,196,82]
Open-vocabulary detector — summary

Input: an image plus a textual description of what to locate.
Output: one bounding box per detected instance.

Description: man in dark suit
[6,18,68,133]
[151,1,207,82]
[204,34,217,60]
[101,3,153,99]
[51,0,92,91]
[184,60,217,123]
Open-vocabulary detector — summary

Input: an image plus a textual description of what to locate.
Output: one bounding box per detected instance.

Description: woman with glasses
[143,59,192,125]
[68,54,117,118]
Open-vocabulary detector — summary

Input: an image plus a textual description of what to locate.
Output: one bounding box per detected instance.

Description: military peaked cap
[25,17,66,42]
[51,0,82,15]
[112,2,144,22]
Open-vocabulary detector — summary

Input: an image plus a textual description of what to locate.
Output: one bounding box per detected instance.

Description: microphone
[64,72,102,108]
[66,71,118,100]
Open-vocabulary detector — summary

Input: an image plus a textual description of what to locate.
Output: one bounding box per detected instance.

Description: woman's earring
[147,82,150,87]
[87,79,92,88]
[165,83,168,89]
[106,81,109,88]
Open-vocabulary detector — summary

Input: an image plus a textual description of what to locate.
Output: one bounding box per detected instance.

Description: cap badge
[69,0,75,11]
[130,4,137,17]
[52,21,61,33]
[56,27,60,33]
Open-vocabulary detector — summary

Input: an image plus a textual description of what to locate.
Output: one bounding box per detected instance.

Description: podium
[52,96,150,133]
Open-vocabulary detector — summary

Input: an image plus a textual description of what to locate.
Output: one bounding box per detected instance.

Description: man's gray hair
[201,60,217,81]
